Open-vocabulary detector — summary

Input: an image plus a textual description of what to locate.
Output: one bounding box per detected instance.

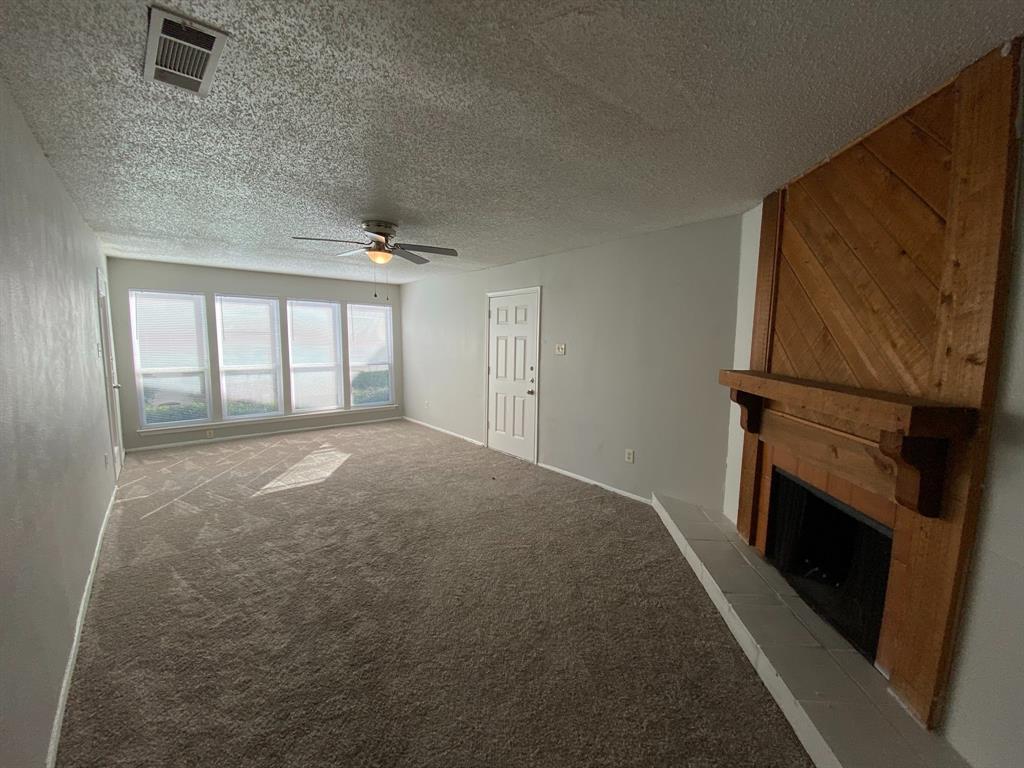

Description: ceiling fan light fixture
[367,244,393,265]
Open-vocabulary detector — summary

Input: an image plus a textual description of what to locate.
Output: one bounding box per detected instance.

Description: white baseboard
[538,462,651,505]
[402,417,648,503]
[403,417,485,446]
[128,415,403,453]
[47,485,117,768]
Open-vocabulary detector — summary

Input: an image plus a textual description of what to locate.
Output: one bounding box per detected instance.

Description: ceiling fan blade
[335,248,370,258]
[392,247,430,265]
[395,243,458,257]
[293,236,370,245]
[365,232,387,243]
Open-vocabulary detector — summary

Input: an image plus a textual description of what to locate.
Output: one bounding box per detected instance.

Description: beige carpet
[57,420,811,767]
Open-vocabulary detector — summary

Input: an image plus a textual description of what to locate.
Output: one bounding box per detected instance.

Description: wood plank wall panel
[889,45,1021,726]
[739,42,1021,726]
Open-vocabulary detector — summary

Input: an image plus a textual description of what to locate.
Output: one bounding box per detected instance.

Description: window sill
[137,404,399,435]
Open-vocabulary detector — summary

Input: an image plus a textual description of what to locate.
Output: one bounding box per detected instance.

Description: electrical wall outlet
[625,449,635,464]
[205,429,215,438]
[555,343,566,355]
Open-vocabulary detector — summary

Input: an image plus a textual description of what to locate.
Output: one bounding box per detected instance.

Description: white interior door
[487,288,539,462]
[97,270,123,477]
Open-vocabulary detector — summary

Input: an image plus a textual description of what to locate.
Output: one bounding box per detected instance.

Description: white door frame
[484,286,541,463]
[96,269,124,477]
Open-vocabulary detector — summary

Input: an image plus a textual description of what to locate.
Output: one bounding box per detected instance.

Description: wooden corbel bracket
[878,432,949,518]
[730,389,763,433]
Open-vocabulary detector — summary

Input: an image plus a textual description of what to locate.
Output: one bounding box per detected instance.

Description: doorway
[485,287,540,463]
[97,269,123,477]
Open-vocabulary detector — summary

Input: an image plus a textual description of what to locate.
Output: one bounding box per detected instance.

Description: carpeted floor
[57,420,811,767]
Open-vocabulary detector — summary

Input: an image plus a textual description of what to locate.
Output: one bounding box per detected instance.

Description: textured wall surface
[0,82,116,768]
[402,215,742,510]
[721,204,761,523]
[944,145,1024,768]
[106,259,405,451]
[0,1,1022,282]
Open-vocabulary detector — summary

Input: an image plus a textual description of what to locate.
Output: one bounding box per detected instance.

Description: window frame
[214,293,285,421]
[129,289,213,429]
[286,299,345,414]
[346,302,396,409]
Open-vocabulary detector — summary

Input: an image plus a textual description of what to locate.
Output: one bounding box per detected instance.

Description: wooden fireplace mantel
[719,370,978,518]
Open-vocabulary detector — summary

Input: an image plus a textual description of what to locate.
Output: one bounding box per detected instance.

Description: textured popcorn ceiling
[1,1,1021,283]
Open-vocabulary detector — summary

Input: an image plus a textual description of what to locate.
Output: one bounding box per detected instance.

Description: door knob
[527,389,535,395]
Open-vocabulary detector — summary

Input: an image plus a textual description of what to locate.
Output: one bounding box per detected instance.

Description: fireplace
[766,469,893,662]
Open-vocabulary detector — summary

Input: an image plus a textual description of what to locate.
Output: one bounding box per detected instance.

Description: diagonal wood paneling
[770,84,954,397]
[772,259,858,386]
[905,83,955,150]
[800,164,940,348]
[788,184,930,393]
[829,146,946,286]
[862,114,952,217]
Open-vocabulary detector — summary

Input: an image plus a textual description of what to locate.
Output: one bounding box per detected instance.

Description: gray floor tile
[689,539,776,596]
[761,646,864,703]
[732,602,820,647]
[830,651,970,768]
[781,593,851,650]
[802,701,926,768]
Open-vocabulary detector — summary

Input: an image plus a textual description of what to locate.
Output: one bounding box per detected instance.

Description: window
[129,290,211,426]
[347,304,394,406]
[215,295,283,419]
[287,300,343,412]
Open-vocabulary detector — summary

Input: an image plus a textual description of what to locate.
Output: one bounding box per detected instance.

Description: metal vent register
[143,7,226,96]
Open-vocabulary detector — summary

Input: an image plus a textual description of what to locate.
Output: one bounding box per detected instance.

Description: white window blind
[129,290,211,426]
[287,300,343,412]
[347,304,393,406]
[215,295,283,419]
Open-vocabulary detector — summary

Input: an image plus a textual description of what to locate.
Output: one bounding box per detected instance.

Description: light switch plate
[555,343,566,355]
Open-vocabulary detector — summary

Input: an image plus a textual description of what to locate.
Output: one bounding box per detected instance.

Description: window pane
[130,290,211,426]
[141,373,209,424]
[288,300,343,412]
[289,302,339,365]
[348,304,392,366]
[133,292,206,369]
[348,304,393,405]
[222,371,280,417]
[218,297,277,367]
[350,364,391,406]
[292,369,340,411]
[216,296,283,419]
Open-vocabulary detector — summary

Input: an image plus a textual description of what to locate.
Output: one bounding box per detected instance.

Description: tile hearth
[652,492,969,768]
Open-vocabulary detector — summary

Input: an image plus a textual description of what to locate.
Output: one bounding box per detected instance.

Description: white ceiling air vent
[143,7,227,97]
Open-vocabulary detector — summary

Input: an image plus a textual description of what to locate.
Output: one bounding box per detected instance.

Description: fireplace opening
[766,469,893,662]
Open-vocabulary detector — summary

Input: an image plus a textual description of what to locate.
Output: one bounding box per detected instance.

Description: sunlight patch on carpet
[253,446,350,497]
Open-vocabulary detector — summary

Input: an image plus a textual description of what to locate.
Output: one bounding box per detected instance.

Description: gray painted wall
[943,144,1024,768]
[106,259,404,451]
[1,82,116,767]
[402,216,743,510]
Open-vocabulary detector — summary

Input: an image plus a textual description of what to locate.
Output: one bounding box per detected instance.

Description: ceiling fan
[292,220,458,265]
